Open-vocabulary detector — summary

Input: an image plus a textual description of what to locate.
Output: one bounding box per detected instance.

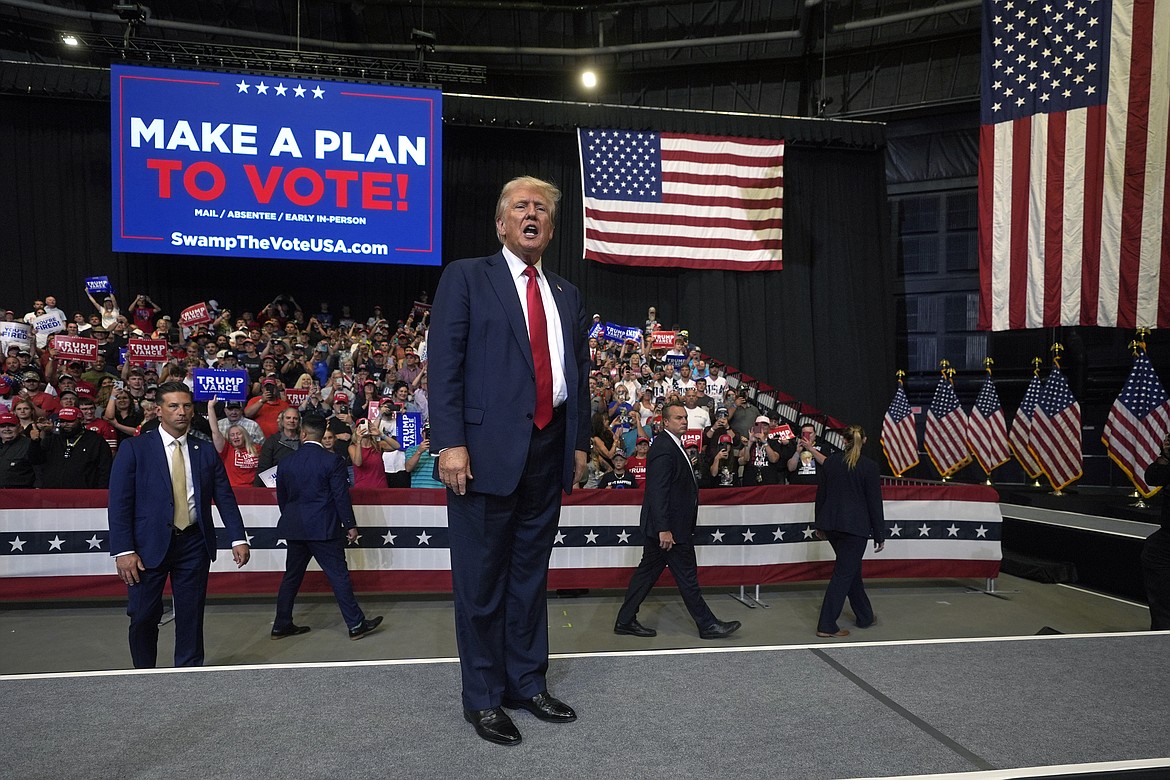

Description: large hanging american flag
[578,129,784,271]
[924,377,972,477]
[1102,351,1170,496]
[966,375,1011,474]
[1009,372,1044,478]
[881,382,919,477]
[1030,367,1083,490]
[977,0,1170,330]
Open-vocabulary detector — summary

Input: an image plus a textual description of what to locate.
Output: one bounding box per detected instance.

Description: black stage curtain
[1,92,894,443]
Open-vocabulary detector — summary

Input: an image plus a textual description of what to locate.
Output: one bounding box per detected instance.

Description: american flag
[977,0,1170,330]
[881,383,919,477]
[1009,372,1045,477]
[1029,367,1083,490]
[966,375,1011,474]
[578,129,783,271]
[924,377,972,478]
[1102,351,1170,496]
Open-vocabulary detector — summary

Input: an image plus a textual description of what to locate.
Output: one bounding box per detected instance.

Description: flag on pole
[1029,367,1083,490]
[1102,351,1170,497]
[578,129,784,271]
[881,382,919,477]
[924,377,972,477]
[977,0,1170,330]
[1009,373,1044,478]
[966,375,1011,474]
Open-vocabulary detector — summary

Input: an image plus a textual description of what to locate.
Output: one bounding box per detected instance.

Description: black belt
[172,523,199,536]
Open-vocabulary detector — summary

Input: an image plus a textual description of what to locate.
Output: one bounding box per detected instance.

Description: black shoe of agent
[464,707,522,746]
[270,624,311,639]
[503,691,577,722]
[348,615,384,640]
[614,619,657,638]
[699,619,742,639]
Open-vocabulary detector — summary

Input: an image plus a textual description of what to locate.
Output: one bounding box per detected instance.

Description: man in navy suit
[614,401,741,640]
[108,382,251,668]
[429,176,590,746]
[270,415,382,640]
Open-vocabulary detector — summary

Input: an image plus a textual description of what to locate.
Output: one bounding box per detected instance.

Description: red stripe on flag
[584,228,781,251]
[664,172,785,188]
[661,192,784,209]
[1044,112,1066,326]
[661,149,785,167]
[978,123,997,330]
[1009,117,1032,330]
[584,206,780,231]
[1080,104,1108,325]
[584,250,783,271]
[1117,0,1156,329]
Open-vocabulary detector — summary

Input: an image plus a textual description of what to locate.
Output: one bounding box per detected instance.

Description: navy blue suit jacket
[275,441,355,540]
[428,251,591,495]
[813,454,886,541]
[640,434,700,544]
[108,431,247,569]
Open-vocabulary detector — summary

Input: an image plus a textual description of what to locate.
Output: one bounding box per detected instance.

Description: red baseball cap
[0,412,17,425]
[333,392,350,404]
[57,407,80,422]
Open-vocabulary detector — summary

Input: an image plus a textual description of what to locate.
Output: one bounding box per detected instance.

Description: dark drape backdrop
[1,90,894,442]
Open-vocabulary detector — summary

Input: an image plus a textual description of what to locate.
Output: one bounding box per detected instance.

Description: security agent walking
[614,401,742,640]
[271,415,382,640]
[107,381,250,668]
[1140,435,1170,630]
[812,424,886,638]
[429,176,590,746]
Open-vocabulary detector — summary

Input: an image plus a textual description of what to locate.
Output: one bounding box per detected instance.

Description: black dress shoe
[348,615,383,640]
[614,619,657,638]
[270,624,311,639]
[699,619,742,639]
[464,707,522,745]
[503,691,577,722]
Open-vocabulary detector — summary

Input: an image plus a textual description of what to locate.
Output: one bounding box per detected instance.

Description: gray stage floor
[3,575,1167,779]
[0,575,1152,674]
[5,633,1169,780]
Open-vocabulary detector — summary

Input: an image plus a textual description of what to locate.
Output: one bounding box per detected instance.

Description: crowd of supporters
[0,293,823,491]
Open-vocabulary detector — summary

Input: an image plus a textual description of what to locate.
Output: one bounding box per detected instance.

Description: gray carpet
[6,634,1169,780]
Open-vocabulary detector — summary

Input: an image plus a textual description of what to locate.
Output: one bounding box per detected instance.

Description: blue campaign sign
[85,276,113,294]
[191,368,250,401]
[664,353,687,367]
[393,411,424,449]
[110,64,442,266]
[588,322,603,340]
[604,322,642,343]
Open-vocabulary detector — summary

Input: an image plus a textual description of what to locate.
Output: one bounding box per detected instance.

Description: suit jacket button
[526,413,533,420]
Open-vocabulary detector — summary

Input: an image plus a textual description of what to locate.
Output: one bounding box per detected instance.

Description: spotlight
[581,70,598,89]
[112,3,149,22]
[60,33,80,46]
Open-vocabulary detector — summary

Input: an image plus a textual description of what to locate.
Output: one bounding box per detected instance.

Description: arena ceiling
[1,0,982,117]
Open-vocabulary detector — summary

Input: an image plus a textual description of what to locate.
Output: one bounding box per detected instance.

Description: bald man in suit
[614,400,741,641]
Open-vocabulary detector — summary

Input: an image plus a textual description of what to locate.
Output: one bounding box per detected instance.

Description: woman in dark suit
[813,424,886,638]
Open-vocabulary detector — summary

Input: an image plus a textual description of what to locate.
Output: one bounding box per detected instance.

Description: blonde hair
[227,425,259,457]
[495,176,561,232]
[844,424,865,469]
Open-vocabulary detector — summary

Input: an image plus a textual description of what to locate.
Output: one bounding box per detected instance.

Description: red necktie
[523,266,554,429]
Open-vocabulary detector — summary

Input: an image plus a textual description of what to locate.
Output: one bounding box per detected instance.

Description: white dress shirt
[502,246,568,408]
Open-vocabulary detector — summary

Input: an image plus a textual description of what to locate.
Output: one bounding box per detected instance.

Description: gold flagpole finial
[1050,342,1064,369]
[1135,328,1151,354]
[1129,339,1142,358]
[895,369,906,384]
[1031,356,1042,377]
[983,357,995,376]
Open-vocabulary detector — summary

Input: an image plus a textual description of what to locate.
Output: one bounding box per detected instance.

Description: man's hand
[658,531,675,551]
[573,450,588,486]
[232,543,251,568]
[116,553,145,585]
[439,446,473,495]
[347,528,359,542]
[874,541,885,553]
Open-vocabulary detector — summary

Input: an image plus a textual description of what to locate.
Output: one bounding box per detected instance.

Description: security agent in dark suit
[107,382,250,668]
[270,415,382,640]
[614,401,742,640]
[1140,434,1170,630]
[429,176,590,746]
